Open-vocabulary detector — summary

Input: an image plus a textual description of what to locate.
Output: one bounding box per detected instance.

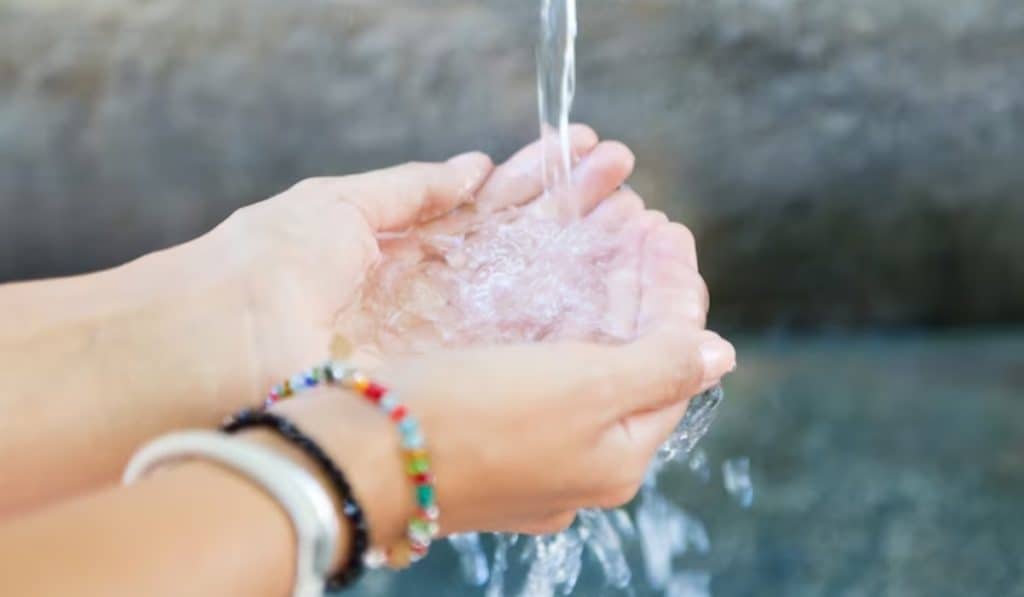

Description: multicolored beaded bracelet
[264,360,440,569]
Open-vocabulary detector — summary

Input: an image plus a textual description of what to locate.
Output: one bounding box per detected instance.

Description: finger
[523,140,637,220]
[313,151,494,232]
[589,321,733,419]
[585,187,646,232]
[624,330,734,454]
[474,124,600,214]
[601,210,666,339]
[637,222,709,333]
[568,140,636,215]
[623,390,692,458]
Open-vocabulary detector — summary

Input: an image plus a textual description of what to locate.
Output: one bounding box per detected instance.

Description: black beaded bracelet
[221,409,369,591]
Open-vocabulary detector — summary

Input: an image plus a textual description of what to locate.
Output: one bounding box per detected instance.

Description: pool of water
[346,330,1024,596]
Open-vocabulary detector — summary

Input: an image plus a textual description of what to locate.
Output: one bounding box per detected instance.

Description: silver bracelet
[123,431,339,597]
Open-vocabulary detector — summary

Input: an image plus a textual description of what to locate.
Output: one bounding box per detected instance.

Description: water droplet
[723,457,754,508]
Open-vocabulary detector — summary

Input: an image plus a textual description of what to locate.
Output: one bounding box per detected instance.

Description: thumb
[333,152,494,232]
[602,326,734,419]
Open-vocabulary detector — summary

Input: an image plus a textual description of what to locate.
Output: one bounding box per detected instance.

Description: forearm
[0,458,327,597]
[0,238,257,513]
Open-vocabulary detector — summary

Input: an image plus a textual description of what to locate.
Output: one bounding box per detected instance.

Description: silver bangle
[123,431,339,597]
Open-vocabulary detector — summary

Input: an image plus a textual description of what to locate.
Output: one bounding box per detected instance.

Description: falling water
[537,0,578,221]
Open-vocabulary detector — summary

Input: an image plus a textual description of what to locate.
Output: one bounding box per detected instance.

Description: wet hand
[272,217,735,541]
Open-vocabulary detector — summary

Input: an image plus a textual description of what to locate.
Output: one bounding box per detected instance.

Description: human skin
[0,125,735,594]
[0,193,732,596]
[0,125,732,515]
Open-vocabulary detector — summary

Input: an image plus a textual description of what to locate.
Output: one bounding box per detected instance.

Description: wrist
[267,389,413,549]
[236,429,352,572]
[116,234,262,411]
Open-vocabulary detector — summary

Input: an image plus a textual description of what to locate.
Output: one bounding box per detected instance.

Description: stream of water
[537,0,578,221]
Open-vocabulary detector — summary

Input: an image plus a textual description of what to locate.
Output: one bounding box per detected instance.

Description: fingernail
[699,334,736,386]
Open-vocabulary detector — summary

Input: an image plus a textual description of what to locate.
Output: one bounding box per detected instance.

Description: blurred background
[1,0,1021,595]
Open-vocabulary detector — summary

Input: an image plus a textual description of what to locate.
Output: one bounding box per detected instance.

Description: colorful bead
[365,382,387,400]
[269,360,439,570]
[376,395,395,412]
[416,485,435,508]
[363,550,386,569]
[289,374,307,391]
[406,457,430,475]
[387,543,412,568]
[401,432,424,450]
[409,518,430,535]
[389,405,408,422]
[329,362,348,382]
[351,373,370,393]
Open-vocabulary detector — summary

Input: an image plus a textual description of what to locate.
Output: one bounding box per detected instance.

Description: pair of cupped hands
[190,125,735,547]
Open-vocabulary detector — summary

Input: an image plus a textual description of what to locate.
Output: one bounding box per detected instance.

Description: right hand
[268,213,736,545]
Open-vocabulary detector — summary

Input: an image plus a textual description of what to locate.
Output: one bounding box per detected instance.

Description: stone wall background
[2,0,1023,329]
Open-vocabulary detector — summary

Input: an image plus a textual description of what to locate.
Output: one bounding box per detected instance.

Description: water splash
[687,449,711,484]
[520,531,586,596]
[636,488,710,589]
[667,571,713,597]
[656,386,725,469]
[578,510,632,589]
[449,533,490,586]
[485,535,512,597]
[722,458,754,509]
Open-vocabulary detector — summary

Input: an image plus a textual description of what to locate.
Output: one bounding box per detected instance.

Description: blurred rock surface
[2,0,1023,328]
